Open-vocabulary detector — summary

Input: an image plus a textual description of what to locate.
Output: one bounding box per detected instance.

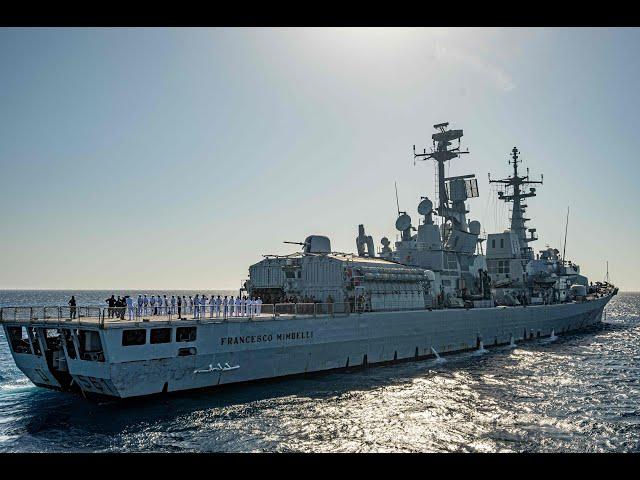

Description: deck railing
[0,288,615,329]
[0,302,359,328]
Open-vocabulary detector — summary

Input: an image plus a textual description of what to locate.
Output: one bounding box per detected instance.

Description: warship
[0,122,617,399]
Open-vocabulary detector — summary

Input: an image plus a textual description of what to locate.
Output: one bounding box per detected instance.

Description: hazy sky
[1,27,638,290]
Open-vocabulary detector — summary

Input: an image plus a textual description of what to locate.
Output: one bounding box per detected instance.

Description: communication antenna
[395,181,400,215]
[605,261,610,283]
[562,206,569,262]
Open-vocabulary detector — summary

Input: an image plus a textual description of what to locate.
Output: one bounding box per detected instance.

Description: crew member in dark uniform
[106,295,116,318]
[177,295,182,319]
[68,296,77,319]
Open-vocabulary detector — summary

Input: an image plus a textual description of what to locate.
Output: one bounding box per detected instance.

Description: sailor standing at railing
[143,294,149,315]
[222,296,229,317]
[247,297,254,316]
[230,295,236,317]
[201,295,208,317]
[188,295,193,314]
[240,296,246,316]
[171,295,176,314]
[150,295,156,315]
[193,294,200,319]
[209,295,215,317]
[137,295,143,316]
[162,295,168,315]
[215,295,222,317]
[257,296,263,315]
[199,294,206,318]
[126,296,135,320]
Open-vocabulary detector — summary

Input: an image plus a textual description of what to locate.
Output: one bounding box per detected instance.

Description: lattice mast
[489,147,543,260]
[413,122,477,232]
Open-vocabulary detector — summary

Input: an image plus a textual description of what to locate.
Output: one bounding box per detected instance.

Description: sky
[0,27,638,291]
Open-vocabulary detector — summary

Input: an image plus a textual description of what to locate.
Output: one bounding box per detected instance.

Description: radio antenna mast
[395,181,400,215]
[562,206,570,262]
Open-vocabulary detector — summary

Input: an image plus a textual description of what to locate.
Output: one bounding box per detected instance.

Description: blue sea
[0,290,638,452]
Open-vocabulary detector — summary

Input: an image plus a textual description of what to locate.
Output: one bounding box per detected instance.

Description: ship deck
[0,291,616,330]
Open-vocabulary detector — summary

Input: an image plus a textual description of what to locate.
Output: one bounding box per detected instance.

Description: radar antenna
[413,122,476,233]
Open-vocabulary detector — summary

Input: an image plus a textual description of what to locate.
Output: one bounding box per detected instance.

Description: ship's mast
[413,122,474,231]
[489,147,543,260]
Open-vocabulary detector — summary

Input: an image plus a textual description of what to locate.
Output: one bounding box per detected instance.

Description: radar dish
[381,237,390,246]
[417,198,433,216]
[395,214,412,232]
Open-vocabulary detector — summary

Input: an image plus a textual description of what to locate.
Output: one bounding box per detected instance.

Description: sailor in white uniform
[222,296,229,317]
[193,294,200,319]
[143,295,149,315]
[188,296,193,314]
[163,295,169,315]
[229,296,235,317]
[215,295,221,317]
[171,295,176,314]
[209,295,215,317]
[246,297,254,316]
[126,296,135,320]
[201,295,208,317]
[256,296,263,315]
[234,296,241,317]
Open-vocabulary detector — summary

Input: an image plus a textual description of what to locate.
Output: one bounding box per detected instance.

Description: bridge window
[176,327,197,342]
[150,328,171,344]
[122,329,146,346]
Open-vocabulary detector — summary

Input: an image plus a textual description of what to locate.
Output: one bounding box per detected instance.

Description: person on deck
[222,296,229,317]
[228,296,235,317]
[193,294,200,319]
[171,295,176,314]
[177,295,182,319]
[68,296,77,319]
[256,296,263,316]
[209,295,216,317]
[240,296,246,316]
[137,295,143,316]
[125,296,135,320]
[234,296,241,317]
[215,295,222,317]
[106,295,116,318]
[143,294,149,315]
[150,295,157,315]
[246,297,254,316]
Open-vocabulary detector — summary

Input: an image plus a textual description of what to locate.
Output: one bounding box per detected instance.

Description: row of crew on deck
[104,294,263,320]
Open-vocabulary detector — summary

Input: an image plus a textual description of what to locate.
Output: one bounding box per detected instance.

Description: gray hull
[103,295,611,398]
[4,294,611,399]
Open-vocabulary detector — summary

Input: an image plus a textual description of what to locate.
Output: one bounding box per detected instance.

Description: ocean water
[0,290,638,453]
